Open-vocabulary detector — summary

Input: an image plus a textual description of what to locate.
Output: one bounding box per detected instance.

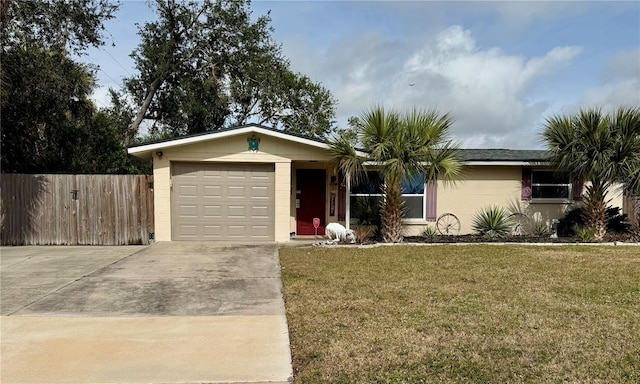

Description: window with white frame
[349,171,384,226]
[531,170,571,199]
[349,171,426,225]
[401,173,426,220]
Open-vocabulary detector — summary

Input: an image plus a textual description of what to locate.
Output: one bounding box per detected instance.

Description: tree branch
[124,75,165,146]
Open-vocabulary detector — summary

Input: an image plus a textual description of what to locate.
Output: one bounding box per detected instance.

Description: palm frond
[542,106,640,239]
[359,106,400,162]
[422,142,464,186]
[337,106,463,243]
[327,133,367,186]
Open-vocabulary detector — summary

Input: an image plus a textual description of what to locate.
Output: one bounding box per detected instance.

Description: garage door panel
[227,169,248,178]
[251,205,269,219]
[173,163,201,177]
[203,205,222,218]
[204,185,221,197]
[227,225,249,237]
[250,225,271,239]
[178,185,198,197]
[227,205,247,219]
[172,163,274,241]
[202,169,223,178]
[177,224,199,238]
[226,186,246,198]
[178,205,198,217]
[250,185,270,198]
[203,225,223,238]
[250,173,270,181]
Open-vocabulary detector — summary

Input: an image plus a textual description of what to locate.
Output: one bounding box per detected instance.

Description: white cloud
[386,26,581,148]
[602,48,640,82]
[582,77,640,109]
[581,48,640,111]
[284,24,584,149]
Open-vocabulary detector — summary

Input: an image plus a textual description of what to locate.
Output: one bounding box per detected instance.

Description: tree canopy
[1,0,150,174]
[0,0,118,54]
[121,0,337,144]
[543,106,640,240]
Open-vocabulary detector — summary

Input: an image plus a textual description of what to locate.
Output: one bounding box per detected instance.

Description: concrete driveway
[1,242,293,383]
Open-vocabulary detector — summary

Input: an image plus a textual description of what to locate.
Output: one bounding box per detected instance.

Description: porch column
[153,156,171,241]
[345,178,351,230]
[274,161,292,242]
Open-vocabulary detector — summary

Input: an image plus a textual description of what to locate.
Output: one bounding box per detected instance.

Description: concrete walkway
[1,243,293,383]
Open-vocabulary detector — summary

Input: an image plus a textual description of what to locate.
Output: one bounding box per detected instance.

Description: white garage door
[172,163,275,241]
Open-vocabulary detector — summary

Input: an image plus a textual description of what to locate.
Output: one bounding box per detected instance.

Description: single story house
[128,124,624,242]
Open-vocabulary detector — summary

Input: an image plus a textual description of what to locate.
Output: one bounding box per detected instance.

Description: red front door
[296,169,326,235]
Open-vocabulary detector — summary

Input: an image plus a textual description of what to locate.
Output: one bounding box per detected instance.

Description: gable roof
[128,124,550,165]
[127,123,332,159]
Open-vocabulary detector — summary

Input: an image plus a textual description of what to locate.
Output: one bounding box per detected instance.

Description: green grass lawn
[280,245,640,383]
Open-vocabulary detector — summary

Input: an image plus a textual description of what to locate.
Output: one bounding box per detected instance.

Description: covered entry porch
[290,163,347,238]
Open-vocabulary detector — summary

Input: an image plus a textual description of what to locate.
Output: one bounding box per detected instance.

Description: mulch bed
[401,233,636,244]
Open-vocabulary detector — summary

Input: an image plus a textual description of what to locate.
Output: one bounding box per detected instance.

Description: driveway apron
[1,242,293,383]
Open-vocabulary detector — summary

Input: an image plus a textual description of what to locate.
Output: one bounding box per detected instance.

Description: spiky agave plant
[472,206,513,238]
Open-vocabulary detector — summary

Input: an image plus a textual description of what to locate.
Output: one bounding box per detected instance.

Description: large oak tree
[1,0,149,174]
[121,0,336,144]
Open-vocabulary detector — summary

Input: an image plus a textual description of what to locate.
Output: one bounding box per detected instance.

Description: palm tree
[543,106,640,240]
[329,107,463,243]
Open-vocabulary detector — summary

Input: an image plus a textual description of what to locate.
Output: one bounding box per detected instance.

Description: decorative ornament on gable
[247,134,260,152]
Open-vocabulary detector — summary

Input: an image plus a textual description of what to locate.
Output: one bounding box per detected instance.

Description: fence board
[0,174,154,245]
[624,193,639,227]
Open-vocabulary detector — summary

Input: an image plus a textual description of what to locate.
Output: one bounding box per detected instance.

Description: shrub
[472,206,513,238]
[353,225,376,244]
[558,206,630,237]
[574,225,597,242]
[421,225,438,241]
[606,207,631,233]
[531,220,549,236]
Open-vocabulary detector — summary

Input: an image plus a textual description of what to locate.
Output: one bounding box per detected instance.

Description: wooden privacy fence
[623,193,639,227]
[1,174,154,245]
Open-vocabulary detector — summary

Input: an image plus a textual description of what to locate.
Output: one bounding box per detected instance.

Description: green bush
[421,225,438,241]
[558,206,630,236]
[531,220,550,236]
[472,206,513,238]
[574,225,597,242]
[353,225,376,244]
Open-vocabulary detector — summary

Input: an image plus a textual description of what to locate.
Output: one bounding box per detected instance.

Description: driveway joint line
[1,254,34,269]
[5,245,151,316]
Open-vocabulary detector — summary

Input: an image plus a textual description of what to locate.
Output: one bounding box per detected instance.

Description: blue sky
[86,0,640,149]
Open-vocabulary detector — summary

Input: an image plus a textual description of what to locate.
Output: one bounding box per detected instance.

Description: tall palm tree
[329,107,463,243]
[543,106,640,240]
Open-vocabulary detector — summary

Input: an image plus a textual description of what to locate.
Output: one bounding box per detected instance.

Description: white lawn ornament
[325,222,356,244]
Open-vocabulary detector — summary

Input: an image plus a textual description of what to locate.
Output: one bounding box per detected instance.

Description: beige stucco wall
[403,165,626,236]
[150,132,628,241]
[151,132,331,242]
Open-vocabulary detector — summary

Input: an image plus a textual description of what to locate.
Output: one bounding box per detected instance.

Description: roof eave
[465,161,550,166]
[127,125,332,159]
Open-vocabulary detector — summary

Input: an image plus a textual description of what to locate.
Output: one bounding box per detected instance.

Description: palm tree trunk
[584,180,608,241]
[380,178,405,243]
